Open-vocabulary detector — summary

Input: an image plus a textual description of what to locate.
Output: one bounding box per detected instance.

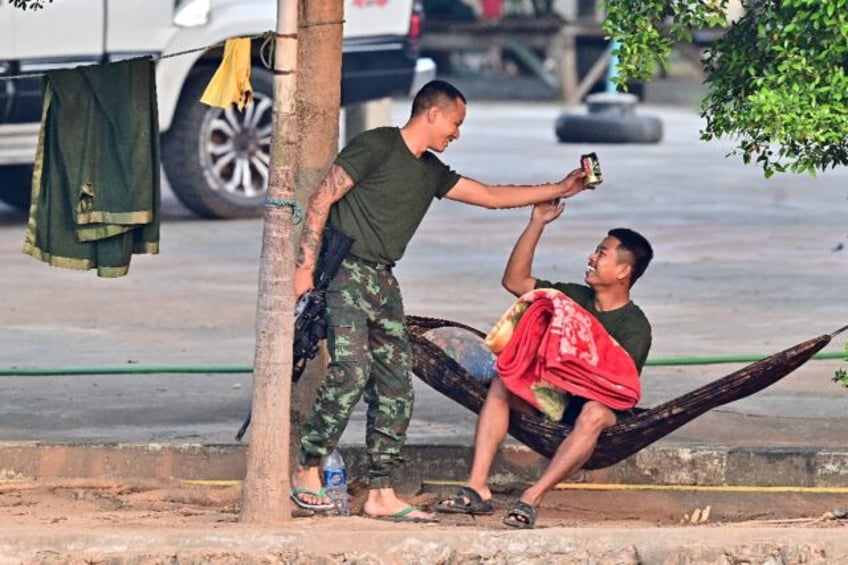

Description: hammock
[407,315,846,470]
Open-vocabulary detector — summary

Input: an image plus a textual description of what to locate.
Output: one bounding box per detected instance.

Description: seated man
[435,200,654,529]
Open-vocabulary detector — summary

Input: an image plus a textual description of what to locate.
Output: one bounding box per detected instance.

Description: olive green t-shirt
[534,279,652,373]
[330,127,461,265]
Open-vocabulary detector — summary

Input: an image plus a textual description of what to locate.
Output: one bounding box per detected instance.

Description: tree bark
[289,0,344,470]
[240,0,299,524]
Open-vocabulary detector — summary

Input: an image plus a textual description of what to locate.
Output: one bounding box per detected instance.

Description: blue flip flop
[290,487,335,511]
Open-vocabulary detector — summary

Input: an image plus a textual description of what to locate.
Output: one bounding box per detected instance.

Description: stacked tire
[555,93,663,145]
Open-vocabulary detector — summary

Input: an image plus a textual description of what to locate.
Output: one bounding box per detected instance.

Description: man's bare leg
[519,400,616,508]
[464,377,514,501]
[437,377,547,513]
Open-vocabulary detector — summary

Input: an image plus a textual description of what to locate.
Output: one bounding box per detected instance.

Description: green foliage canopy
[604,0,848,177]
[11,0,52,9]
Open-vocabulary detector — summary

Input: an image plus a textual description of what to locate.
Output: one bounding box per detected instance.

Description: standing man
[436,200,653,528]
[291,80,588,522]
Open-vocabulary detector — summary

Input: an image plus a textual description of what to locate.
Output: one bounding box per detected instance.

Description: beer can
[580,152,603,188]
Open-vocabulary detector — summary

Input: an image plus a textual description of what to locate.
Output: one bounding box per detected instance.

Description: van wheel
[0,165,33,211]
[161,67,274,219]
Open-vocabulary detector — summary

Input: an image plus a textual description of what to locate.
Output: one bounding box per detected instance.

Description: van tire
[161,67,274,219]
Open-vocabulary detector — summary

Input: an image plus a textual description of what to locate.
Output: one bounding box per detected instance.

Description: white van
[0,0,430,218]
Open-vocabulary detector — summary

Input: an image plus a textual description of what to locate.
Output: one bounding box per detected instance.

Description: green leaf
[11,0,53,9]
[607,0,848,175]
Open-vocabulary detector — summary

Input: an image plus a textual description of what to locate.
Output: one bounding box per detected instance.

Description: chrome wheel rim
[199,92,273,200]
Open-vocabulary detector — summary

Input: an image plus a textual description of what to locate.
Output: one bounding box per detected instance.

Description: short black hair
[608,228,653,287]
[410,80,466,117]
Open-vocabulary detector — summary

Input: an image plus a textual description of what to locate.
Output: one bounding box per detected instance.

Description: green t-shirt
[330,127,461,265]
[534,279,652,373]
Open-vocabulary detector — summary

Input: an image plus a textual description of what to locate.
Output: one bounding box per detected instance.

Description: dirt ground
[3,477,846,531]
[2,476,848,563]
[1,478,847,563]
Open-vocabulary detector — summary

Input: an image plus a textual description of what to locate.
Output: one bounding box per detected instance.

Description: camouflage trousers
[298,255,412,489]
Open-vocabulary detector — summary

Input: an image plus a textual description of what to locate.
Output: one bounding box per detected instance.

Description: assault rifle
[235,225,354,440]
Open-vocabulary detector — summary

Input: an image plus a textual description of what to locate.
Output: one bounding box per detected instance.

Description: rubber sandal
[364,506,439,524]
[502,500,537,529]
[290,487,335,511]
[435,485,495,515]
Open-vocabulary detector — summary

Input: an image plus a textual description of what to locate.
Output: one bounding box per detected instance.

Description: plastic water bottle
[322,449,350,516]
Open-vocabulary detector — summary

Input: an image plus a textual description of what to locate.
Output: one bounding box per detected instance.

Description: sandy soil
[3,476,846,530]
[2,477,848,564]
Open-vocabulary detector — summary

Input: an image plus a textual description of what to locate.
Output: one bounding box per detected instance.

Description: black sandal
[502,499,537,529]
[435,485,495,515]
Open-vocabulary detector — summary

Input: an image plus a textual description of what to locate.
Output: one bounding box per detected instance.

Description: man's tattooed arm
[296,164,355,270]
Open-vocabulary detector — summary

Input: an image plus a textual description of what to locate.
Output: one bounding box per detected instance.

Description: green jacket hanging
[23,57,161,278]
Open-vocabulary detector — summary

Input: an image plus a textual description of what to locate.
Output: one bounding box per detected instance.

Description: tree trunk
[289,0,344,470]
[240,0,299,524]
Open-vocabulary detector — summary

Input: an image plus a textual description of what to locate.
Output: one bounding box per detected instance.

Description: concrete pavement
[2,521,848,564]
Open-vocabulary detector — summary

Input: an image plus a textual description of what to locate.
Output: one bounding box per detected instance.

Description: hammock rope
[406,315,836,470]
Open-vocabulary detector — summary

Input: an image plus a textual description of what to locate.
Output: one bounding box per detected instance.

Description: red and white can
[580,152,603,189]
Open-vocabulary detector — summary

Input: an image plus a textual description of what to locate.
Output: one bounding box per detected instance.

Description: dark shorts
[559,396,624,427]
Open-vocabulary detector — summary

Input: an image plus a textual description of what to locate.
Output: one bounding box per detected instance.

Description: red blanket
[485,288,640,413]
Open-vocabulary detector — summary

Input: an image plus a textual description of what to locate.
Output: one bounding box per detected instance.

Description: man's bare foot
[362,487,437,522]
[290,465,332,509]
[434,484,495,515]
[467,483,493,502]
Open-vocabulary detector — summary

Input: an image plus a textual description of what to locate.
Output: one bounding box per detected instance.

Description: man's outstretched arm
[294,164,355,298]
[502,201,565,298]
[444,168,585,209]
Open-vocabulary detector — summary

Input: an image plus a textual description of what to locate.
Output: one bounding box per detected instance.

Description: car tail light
[408,0,422,54]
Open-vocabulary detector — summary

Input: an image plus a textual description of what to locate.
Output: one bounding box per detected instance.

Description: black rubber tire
[0,164,34,211]
[554,112,663,144]
[161,67,274,219]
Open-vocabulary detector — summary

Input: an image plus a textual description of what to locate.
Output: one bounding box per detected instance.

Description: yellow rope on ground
[180,478,848,494]
[423,479,848,495]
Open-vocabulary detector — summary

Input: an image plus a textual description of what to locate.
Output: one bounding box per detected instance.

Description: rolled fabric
[490,288,640,414]
[484,300,527,354]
